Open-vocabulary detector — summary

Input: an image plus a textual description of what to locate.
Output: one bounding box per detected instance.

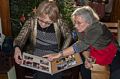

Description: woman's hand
[14,47,22,64]
[43,53,62,61]
[84,58,93,69]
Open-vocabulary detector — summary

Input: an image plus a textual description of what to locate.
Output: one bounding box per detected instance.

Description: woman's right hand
[14,47,22,64]
[43,53,62,61]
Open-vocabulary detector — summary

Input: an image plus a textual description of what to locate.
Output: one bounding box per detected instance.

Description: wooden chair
[91,64,110,79]
[105,20,120,45]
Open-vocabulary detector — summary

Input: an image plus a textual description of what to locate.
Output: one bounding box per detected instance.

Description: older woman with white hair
[45,6,120,79]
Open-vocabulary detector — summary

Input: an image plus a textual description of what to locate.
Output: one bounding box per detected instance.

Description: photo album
[21,52,83,75]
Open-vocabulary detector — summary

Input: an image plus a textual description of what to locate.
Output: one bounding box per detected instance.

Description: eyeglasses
[37,18,53,27]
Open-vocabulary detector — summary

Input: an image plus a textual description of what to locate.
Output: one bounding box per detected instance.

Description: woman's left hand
[43,53,62,61]
[84,58,93,69]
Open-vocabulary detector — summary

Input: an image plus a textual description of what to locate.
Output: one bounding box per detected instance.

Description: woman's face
[38,14,53,28]
[73,15,89,32]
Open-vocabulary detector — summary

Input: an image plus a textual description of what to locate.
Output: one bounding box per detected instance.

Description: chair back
[103,20,120,45]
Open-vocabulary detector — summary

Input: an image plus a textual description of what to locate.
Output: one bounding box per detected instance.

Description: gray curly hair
[71,6,99,25]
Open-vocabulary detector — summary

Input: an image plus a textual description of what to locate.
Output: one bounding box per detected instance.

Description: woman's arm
[13,19,31,50]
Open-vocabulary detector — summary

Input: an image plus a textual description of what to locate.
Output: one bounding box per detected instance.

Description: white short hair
[71,6,99,25]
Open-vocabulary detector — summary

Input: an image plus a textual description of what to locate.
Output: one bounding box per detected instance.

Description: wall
[0,0,11,36]
[110,0,120,22]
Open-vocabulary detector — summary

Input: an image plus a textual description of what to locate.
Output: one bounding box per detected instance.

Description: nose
[74,24,78,28]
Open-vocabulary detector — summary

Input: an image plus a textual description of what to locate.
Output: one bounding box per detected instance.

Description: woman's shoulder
[86,22,103,35]
[87,22,102,31]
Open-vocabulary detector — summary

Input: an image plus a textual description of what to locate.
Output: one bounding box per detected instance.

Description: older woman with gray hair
[45,6,120,79]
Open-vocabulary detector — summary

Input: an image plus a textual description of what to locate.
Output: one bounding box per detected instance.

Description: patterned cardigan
[13,16,73,53]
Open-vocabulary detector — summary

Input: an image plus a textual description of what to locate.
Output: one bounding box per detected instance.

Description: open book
[21,52,83,75]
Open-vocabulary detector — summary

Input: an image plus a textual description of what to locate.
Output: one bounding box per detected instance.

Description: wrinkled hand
[43,53,62,61]
[84,58,93,69]
[14,47,22,64]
